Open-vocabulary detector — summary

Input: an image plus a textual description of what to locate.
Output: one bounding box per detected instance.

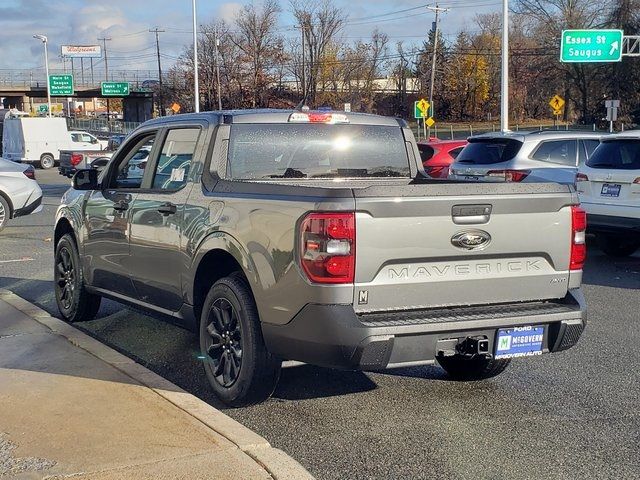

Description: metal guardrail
[413,123,613,140]
[0,69,169,89]
[66,118,141,137]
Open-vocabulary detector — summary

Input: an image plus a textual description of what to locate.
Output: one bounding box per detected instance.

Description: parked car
[577,131,640,257]
[58,151,114,178]
[69,130,108,150]
[0,157,42,231]
[55,110,587,406]
[417,139,467,178]
[2,117,105,169]
[449,131,602,184]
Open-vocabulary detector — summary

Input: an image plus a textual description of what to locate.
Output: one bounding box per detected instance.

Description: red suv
[418,140,467,179]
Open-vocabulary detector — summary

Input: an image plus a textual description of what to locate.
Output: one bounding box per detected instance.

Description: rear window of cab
[586,140,640,170]
[227,123,410,179]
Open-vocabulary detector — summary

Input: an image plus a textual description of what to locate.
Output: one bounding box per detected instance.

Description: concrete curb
[0,289,314,480]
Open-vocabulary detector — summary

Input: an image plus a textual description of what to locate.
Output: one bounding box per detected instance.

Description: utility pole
[501,0,509,131]
[214,24,222,110]
[427,4,449,139]
[150,28,166,116]
[98,36,112,119]
[192,0,200,112]
[301,23,306,101]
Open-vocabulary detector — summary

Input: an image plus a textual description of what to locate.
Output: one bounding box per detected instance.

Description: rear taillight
[70,153,83,166]
[22,168,35,180]
[299,212,355,284]
[570,206,587,271]
[576,173,589,182]
[487,169,530,182]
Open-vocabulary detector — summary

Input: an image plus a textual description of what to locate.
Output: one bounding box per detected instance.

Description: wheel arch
[190,234,260,324]
[0,189,15,219]
[54,217,77,248]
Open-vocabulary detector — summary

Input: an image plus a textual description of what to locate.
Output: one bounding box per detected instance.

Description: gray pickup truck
[54,110,587,406]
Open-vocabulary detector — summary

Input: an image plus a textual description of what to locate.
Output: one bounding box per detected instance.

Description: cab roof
[142,109,405,128]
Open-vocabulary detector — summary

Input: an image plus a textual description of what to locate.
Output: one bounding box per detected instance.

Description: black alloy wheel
[54,234,101,323]
[55,245,76,311]
[204,298,243,387]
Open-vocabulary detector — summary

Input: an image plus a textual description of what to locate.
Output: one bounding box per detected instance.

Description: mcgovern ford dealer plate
[495,326,544,359]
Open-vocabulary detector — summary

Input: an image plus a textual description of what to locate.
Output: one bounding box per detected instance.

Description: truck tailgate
[353,182,576,312]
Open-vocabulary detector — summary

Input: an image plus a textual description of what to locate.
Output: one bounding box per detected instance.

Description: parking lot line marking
[0,257,34,264]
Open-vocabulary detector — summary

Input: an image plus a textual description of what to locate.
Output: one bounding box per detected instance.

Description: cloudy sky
[0,0,500,75]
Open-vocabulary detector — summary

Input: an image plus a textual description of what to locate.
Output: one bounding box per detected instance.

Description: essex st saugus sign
[560,29,624,63]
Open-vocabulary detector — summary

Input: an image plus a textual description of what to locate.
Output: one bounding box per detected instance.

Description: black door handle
[157,202,177,215]
[113,200,129,212]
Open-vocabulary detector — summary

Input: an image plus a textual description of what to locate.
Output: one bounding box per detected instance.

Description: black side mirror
[73,169,99,190]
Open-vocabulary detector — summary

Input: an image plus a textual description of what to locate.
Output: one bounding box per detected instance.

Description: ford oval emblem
[451,230,492,250]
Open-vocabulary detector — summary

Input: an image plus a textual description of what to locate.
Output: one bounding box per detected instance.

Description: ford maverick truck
[54,110,587,406]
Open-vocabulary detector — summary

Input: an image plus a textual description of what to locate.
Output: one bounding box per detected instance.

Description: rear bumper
[586,214,640,236]
[262,289,587,370]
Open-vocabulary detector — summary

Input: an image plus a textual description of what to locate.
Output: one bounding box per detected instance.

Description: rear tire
[200,276,281,407]
[596,234,640,257]
[40,153,55,169]
[437,355,511,381]
[0,195,10,232]
[54,234,101,322]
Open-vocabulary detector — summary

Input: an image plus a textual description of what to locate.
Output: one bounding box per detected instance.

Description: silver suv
[449,131,603,184]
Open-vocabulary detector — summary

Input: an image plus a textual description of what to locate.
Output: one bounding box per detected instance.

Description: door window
[151,128,200,190]
[109,134,156,189]
[531,140,577,166]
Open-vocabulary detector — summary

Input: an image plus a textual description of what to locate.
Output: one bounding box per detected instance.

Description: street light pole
[214,24,222,110]
[192,0,200,112]
[426,5,449,139]
[33,34,51,117]
[500,0,509,131]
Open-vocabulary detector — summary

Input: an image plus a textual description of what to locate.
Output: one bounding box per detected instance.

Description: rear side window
[449,146,464,159]
[456,139,523,165]
[586,140,640,170]
[531,139,577,166]
[152,128,200,190]
[417,144,435,162]
[227,124,410,179]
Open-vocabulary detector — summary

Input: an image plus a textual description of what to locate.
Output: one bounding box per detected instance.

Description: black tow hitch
[437,336,491,359]
[457,336,490,357]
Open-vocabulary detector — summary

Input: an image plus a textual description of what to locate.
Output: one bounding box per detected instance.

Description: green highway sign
[101,82,130,96]
[560,29,624,63]
[48,74,74,96]
[38,104,48,113]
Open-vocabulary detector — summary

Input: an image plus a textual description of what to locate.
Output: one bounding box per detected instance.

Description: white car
[0,157,43,231]
[577,132,640,257]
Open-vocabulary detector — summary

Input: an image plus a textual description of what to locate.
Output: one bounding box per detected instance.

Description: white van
[2,117,105,169]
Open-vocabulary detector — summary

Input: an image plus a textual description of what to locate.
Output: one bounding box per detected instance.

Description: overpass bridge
[0,70,160,122]
[1,85,154,123]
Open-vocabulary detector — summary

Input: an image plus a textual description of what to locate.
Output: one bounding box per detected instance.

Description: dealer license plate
[495,326,544,359]
[601,184,621,197]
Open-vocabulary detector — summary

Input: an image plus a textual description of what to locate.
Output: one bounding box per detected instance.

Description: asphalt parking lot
[1,168,639,480]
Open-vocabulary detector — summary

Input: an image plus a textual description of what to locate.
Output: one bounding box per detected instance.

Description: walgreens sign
[61,45,102,58]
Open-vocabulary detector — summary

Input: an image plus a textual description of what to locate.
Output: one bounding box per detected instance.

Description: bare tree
[291,0,346,103]
[233,0,282,108]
